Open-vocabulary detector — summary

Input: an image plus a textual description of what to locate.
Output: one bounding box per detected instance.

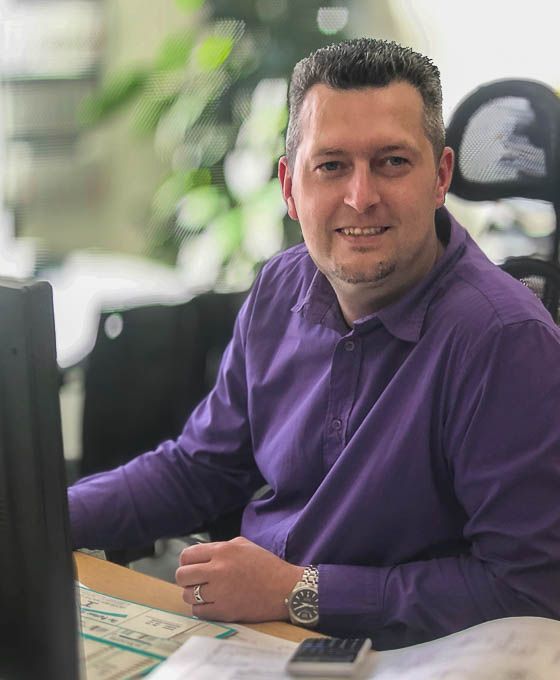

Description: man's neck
[336,239,445,327]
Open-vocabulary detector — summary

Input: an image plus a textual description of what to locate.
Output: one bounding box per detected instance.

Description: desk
[75,552,318,644]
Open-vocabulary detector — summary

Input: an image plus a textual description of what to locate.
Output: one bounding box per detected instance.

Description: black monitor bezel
[0,278,79,680]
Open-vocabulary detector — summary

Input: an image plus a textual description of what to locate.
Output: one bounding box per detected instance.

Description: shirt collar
[292,268,349,334]
[293,208,467,341]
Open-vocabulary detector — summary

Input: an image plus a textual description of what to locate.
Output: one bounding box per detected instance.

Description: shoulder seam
[453,271,507,326]
[452,270,552,329]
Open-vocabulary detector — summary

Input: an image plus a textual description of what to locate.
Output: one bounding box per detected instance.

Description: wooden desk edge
[74,551,322,643]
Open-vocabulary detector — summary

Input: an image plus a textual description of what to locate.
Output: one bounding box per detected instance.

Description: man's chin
[330,262,396,286]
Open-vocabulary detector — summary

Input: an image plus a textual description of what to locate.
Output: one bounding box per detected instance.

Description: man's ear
[435,146,454,208]
[278,156,299,221]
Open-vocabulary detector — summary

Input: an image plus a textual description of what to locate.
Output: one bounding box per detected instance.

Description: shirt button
[332,418,342,430]
[344,340,355,352]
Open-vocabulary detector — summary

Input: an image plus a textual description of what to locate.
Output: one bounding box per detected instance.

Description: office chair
[79,290,248,563]
[446,78,560,324]
[446,78,560,264]
[500,255,560,324]
[81,291,247,475]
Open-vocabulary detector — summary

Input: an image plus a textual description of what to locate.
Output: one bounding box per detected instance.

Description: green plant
[80,0,346,288]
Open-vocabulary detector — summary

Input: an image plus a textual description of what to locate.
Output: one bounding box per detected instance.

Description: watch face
[290,586,319,625]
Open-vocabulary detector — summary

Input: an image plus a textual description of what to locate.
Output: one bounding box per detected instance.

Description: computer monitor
[0,279,79,679]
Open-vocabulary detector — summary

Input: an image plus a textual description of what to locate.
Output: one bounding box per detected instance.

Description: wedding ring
[193,583,206,604]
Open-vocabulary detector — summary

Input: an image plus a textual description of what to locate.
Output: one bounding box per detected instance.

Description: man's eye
[318,161,342,172]
[385,156,408,167]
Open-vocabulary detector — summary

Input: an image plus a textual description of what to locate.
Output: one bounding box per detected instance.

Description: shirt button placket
[323,335,360,469]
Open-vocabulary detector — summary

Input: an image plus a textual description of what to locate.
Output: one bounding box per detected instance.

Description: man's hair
[286,38,445,166]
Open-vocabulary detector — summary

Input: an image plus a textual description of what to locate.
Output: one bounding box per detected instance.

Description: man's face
[279,82,453,312]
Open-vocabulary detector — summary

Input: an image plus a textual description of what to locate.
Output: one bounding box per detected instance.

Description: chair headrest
[447,79,560,203]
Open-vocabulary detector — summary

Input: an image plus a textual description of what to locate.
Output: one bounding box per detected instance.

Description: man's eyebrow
[311,143,420,158]
[311,148,345,157]
[377,143,419,154]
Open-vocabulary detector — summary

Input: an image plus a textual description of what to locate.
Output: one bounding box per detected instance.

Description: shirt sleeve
[316,320,560,649]
[68,286,265,551]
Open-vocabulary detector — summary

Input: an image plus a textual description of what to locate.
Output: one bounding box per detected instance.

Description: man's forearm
[317,554,560,649]
[68,437,261,550]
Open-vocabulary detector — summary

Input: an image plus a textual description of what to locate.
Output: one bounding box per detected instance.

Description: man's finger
[179,542,220,565]
[175,564,212,588]
[182,583,215,606]
[190,602,228,622]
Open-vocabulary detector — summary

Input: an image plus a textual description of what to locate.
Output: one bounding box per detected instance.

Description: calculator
[286,637,372,677]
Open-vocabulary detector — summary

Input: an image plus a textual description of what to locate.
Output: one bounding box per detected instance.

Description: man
[69,39,560,649]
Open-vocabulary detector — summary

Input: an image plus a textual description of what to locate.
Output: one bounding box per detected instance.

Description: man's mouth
[336,226,389,236]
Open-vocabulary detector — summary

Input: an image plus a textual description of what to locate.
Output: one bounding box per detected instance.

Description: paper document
[370,615,560,679]
[78,585,235,679]
[227,623,300,653]
[147,636,295,680]
[148,616,560,679]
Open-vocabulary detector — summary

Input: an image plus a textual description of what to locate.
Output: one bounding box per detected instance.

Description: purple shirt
[69,209,560,649]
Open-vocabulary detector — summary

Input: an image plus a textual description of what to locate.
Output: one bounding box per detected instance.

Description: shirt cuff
[317,564,386,637]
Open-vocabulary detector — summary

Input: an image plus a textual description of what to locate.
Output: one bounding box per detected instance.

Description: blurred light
[0,211,36,279]
[224,149,273,201]
[176,186,229,231]
[234,79,287,156]
[0,1,103,78]
[104,313,124,340]
[317,7,349,35]
[219,252,256,291]
[176,229,223,290]
[251,78,288,112]
[242,183,286,261]
[387,0,560,121]
[47,252,194,367]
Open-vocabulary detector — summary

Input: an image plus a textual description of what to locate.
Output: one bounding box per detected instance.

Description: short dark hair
[286,38,445,166]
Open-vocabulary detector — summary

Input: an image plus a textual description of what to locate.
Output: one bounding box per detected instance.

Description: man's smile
[335,226,390,236]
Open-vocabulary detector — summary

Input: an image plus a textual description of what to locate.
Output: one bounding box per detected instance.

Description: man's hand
[175,536,304,623]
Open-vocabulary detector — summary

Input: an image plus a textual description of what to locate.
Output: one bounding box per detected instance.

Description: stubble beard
[330,258,397,286]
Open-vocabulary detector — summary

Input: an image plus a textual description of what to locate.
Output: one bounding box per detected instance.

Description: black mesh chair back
[501,256,560,324]
[446,79,560,262]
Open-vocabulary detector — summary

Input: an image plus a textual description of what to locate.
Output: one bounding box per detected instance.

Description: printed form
[78,584,235,679]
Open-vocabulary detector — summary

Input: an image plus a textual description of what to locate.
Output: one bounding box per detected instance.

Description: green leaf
[133,70,186,133]
[212,208,243,256]
[195,36,234,71]
[152,170,211,220]
[78,69,148,125]
[173,93,209,130]
[133,92,179,134]
[176,185,230,231]
[155,34,194,71]
[175,0,206,12]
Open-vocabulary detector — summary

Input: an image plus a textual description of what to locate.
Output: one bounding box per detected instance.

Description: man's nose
[343,167,381,213]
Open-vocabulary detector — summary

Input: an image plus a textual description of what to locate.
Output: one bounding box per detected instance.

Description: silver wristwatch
[285,565,319,628]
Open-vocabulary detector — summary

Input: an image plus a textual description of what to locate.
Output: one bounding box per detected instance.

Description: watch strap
[301,565,319,588]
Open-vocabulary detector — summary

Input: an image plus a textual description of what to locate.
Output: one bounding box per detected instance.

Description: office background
[1,0,558,500]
